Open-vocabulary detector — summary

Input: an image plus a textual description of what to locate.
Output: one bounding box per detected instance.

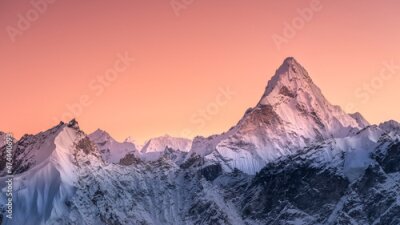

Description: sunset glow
[1,0,400,142]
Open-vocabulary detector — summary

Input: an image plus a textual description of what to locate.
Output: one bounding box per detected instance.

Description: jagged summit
[260,57,321,106]
[277,57,311,79]
[261,58,311,96]
[67,118,80,129]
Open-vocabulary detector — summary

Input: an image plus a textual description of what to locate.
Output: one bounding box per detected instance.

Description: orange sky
[1,0,400,143]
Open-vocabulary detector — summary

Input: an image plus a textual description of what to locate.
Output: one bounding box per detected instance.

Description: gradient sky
[1,0,400,143]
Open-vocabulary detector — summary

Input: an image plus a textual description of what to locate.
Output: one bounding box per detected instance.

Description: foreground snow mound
[0,120,104,225]
[190,57,368,174]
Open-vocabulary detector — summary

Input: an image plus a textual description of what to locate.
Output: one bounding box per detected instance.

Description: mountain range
[1,58,399,225]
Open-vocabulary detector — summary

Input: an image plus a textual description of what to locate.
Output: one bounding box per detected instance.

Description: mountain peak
[277,56,309,75]
[141,135,192,153]
[89,128,113,142]
[259,57,317,106]
[282,56,298,65]
[279,57,312,79]
[210,57,368,173]
[279,57,307,73]
[67,118,80,129]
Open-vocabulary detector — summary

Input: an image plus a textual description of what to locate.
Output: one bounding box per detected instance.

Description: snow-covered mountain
[1,57,399,225]
[0,120,104,225]
[88,131,191,163]
[189,57,368,174]
[88,129,139,164]
[140,135,192,161]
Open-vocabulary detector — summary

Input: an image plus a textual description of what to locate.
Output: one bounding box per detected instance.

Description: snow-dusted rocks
[88,129,138,164]
[140,135,192,162]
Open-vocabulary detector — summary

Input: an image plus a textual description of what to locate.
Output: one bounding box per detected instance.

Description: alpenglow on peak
[260,57,316,102]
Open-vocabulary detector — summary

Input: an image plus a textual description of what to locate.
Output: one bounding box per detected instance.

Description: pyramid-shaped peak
[276,57,311,80]
[282,56,299,65]
[261,57,315,101]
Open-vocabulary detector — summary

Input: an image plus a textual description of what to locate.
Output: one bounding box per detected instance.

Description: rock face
[1,58,399,225]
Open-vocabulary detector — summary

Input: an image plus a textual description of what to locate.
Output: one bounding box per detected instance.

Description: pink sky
[1,0,400,143]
